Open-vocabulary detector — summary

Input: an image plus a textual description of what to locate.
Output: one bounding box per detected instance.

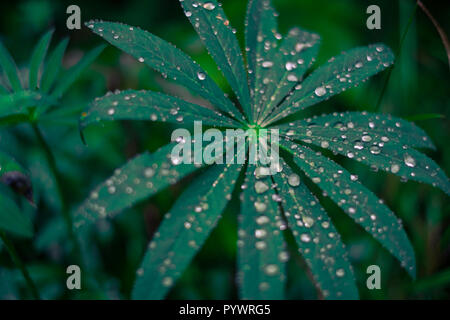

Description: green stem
[0,231,40,299]
[374,1,418,112]
[31,123,82,265]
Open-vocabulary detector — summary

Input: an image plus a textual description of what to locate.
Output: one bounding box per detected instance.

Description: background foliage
[0,0,449,299]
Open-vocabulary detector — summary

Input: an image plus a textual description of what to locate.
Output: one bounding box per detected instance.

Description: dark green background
[0,0,449,299]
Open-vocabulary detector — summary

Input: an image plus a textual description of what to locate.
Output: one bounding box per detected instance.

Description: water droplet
[255,229,267,239]
[256,215,269,225]
[203,2,216,10]
[321,140,330,148]
[255,181,269,194]
[265,264,279,276]
[138,57,145,63]
[285,62,296,71]
[254,201,267,212]
[391,163,400,174]
[302,216,314,228]
[336,268,345,277]
[262,61,274,68]
[288,173,300,187]
[197,71,206,80]
[300,233,311,242]
[144,168,155,178]
[162,277,173,287]
[108,108,115,115]
[314,86,326,97]
[404,154,416,168]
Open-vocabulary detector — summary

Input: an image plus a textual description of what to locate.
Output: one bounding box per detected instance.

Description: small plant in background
[77,0,449,299]
[0,31,104,298]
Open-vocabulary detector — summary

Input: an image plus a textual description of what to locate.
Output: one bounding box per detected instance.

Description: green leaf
[263,44,394,126]
[0,41,22,91]
[40,38,69,93]
[179,0,252,121]
[132,162,243,299]
[51,44,105,99]
[273,158,358,299]
[80,89,241,130]
[0,85,8,95]
[278,113,450,195]
[0,91,57,125]
[0,185,33,238]
[281,140,416,278]
[277,111,435,149]
[0,151,26,177]
[238,164,286,299]
[74,144,201,228]
[86,21,243,122]
[256,27,320,124]
[28,30,54,90]
[245,0,279,120]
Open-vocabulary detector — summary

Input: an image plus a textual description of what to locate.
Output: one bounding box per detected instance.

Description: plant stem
[0,231,40,299]
[31,123,82,265]
[374,1,418,112]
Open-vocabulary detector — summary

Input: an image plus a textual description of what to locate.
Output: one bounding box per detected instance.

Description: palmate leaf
[272,158,358,299]
[80,89,240,130]
[262,44,394,126]
[280,140,416,278]
[245,0,279,120]
[277,112,450,195]
[86,21,243,122]
[0,185,33,238]
[28,29,54,90]
[256,27,320,123]
[133,160,243,299]
[0,41,22,91]
[238,164,286,299]
[40,38,69,93]
[179,0,252,121]
[74,143,201,228]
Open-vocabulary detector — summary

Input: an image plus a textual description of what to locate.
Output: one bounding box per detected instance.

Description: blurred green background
[0,0,449,299]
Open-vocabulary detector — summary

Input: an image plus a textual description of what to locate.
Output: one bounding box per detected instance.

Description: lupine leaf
[257,28,320,124]
[51,44,105,99]
[80,89,240,130]
[245,0,279,120]
[40,38,69,93]
[0,91,56,125]
[132,161,243,299]
[0,41,22,91]
[238,164,286,299]
[74,143,201,228]
[273,158,358,299]
[86,21,243,122]
[276,111,435,149]
[263,44,394,125]
[0,185,33,238]
[281,140,416,278]
[179,0,252,121]
[277,113,450,195]
[28,30,54,90]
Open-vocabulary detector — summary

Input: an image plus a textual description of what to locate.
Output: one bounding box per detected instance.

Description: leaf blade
[80,89,241,129]
[40,38,69,93]
[29,30,54,90]
[180,0,252,121]
[86,21,243,122]
[132,162,243,299]
[0,41,22,91]
[281,140,416,278]
[273,159,358,299]
[263,44,394,125]
[51,44,105,98]
[238,164,286,299]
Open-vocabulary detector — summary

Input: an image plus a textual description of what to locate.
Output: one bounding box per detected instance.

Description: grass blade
[0,41,22,91]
